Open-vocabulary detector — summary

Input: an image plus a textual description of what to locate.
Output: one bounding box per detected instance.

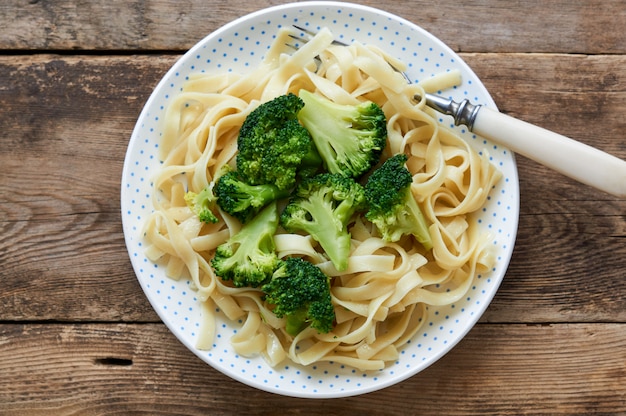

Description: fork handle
[472,107,626,198]
[422,93,626,198]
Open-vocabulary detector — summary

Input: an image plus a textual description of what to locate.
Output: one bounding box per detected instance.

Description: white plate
[121,1,519,398]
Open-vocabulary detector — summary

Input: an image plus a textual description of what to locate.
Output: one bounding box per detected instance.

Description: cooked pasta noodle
[142,27,502,371]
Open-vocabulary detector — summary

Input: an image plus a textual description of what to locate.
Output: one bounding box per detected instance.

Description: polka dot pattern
[121,1,519,399]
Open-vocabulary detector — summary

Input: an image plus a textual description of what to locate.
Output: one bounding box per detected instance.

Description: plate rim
[121,0,520,398]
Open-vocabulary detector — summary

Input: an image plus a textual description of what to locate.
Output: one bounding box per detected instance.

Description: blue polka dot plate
[121,1,519,398]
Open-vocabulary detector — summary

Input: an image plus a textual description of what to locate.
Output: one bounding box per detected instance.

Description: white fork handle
[472,107,626,198]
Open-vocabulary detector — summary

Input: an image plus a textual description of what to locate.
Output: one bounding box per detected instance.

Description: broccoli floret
[184,185,219,224]
[364,153,433,250]
[297,89,387,179]
[214,169,290,223]
[262,257,335,336]
[211,202,280,288]
[280,173,366,271]
[236,93,322,190]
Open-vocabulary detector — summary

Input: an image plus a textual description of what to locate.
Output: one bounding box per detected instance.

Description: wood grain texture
[0,323,623,415]
[1,55,175,322]
[1,54,624,322]
[0,0,624,54]
[465,54,626,153]
[1,1,625,412]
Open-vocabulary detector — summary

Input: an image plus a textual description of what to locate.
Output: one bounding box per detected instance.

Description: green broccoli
[211,202,280,288]
[280,173,366,272]
[236,93,322,191]
[364,153,433,250]
[262,257,335,336]
[184,185,219,224]
[214,169,290,223]
[297,89,387,179]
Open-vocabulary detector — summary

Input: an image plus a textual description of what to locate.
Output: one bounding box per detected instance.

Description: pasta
[141,27,502,371]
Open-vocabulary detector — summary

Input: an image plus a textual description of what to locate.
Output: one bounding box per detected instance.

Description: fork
[290,25,626,198]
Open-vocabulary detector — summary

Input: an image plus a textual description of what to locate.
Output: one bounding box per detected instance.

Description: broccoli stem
[297,197,352,271]
[403,189,433,251]
[210,202,280,287]
[285,309,308,336]
[298,89,387,179]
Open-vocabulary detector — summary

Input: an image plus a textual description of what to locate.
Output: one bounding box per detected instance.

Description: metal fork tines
[288,25,482,130]
[289,25,345,46]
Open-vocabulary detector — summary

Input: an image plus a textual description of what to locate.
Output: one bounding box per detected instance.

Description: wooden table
[1,1,625,414]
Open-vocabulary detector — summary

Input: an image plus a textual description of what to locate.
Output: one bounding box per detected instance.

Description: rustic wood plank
[465,53,626,155]
[0,0,624,54]
[1,54,625,322]
[0,323,623,414]
[0,55,175,322]
[464,53,626,322]
[2,0,623,413]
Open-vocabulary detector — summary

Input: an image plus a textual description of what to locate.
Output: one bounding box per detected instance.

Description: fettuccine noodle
[142,27,502,371]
